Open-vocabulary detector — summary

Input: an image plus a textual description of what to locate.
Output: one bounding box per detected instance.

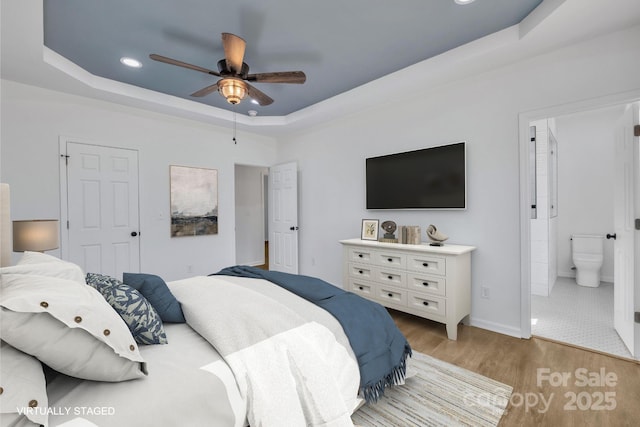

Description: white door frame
[518,89,640,339]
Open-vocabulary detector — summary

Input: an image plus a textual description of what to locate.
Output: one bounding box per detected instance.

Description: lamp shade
[13,220,59,252]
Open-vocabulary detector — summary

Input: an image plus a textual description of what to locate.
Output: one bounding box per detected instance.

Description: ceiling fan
[150,32,306,106]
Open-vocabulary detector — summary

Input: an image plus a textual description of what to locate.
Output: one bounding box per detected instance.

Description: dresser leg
[446,323,458,340]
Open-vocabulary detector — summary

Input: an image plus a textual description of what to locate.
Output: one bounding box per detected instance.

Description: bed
[0,183,411,427]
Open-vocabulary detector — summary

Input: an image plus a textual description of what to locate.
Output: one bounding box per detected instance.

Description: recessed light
[248,110,258,117]
[120,57,142,68]
[454,0,475,4]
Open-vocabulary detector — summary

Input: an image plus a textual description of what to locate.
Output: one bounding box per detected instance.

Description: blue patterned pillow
[85,273,168,345]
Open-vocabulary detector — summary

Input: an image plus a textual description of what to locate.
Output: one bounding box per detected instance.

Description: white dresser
[340,238,476,340]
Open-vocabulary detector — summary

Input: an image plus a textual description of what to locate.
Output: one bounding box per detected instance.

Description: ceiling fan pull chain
[233,110,237,144]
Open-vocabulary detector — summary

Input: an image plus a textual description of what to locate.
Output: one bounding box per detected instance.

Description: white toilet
[571,234,604,287]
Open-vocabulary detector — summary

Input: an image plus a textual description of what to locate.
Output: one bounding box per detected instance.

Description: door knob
[131,231,138,237]
[289,226,299,231]
[606,233,616,240]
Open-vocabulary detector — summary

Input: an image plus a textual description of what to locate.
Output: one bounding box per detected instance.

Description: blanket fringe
[361,344,413,403]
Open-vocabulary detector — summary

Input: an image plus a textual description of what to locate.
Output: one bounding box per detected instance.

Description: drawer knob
[423,301,429,306]
[359,270,363,274]
[388,293,393,298]
[422,282,429,286]
[359,286,364,290]
[388,258,393,262]
[423,262,429,267]
[388,275,393,280]
[358,254,363,258]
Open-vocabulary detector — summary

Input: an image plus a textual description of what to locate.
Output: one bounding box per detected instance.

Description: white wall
[530,119,558,297]
[0,80,278,280]
[277,25,640,337]
[235,164,268,266]
[556,106,621,283]
[2,24,639,338]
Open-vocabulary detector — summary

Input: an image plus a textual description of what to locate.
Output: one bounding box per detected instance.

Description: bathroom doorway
[523,101,639,360]
[234,164,269,267]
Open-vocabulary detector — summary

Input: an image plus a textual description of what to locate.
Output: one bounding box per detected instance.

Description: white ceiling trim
[39,23,525,135]
[4,0,639,136]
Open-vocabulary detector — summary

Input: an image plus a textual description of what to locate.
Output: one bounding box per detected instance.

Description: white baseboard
[468,316,523,338]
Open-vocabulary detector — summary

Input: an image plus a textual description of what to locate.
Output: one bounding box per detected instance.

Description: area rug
[352,352,512,427]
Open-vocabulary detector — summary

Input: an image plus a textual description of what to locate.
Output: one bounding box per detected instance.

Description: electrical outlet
[481,286,490,299]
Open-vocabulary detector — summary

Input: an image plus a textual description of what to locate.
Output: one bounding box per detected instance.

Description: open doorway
[528,106,629,358]
[234,164,268,268]
[519,94,640,361]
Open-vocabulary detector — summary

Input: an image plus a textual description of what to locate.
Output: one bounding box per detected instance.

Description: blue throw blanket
[213,265,412,402]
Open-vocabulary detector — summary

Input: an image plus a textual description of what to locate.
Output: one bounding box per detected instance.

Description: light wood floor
[256,241,269,270]
[390,309,640,427]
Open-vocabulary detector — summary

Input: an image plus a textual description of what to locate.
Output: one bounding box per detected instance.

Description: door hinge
[636,218,640,230]
[635,312,640,323]
[60,154,70,165]
[634,124,640,137]
[66,220,70,229]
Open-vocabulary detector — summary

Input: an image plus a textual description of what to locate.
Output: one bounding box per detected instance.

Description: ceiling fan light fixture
[218,78,247,104]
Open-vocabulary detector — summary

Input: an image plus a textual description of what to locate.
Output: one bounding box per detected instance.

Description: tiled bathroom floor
[531,277,632,359]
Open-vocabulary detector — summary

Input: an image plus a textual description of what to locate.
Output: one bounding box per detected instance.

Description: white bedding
[39,275,362,427]
[45,323,246,427]
[169,275,361,427]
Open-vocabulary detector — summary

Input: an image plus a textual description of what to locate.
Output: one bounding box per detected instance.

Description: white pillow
[0,252,85,284]
[17,251,64,265]
[0,341,48,427]
[0,273,147,382]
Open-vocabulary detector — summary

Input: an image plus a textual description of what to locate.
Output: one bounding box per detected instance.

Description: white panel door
[65,142,140,278]
[268,162,298,274]
[613,104,638,358]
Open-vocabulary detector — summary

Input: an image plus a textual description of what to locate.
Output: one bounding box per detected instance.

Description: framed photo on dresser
[361,219,379,241]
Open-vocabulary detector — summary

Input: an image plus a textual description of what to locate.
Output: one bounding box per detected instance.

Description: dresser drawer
[377,286,407,305]
[407,291,446,317]
[407,273,446,297]
[376,267,406,287]
[341,239,474,341]
[348,278,376,298]
[375,251,406,269]
[407,255,446,275]
[348,248,375,264]
[348,263,376,281]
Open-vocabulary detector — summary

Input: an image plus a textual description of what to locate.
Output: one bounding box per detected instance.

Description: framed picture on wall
[361,219,379,241]
[170,165,218,237]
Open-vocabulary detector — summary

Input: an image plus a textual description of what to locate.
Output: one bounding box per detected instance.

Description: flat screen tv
[366,142,466,209]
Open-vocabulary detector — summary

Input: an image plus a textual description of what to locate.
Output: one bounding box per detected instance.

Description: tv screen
[366,142,466,209]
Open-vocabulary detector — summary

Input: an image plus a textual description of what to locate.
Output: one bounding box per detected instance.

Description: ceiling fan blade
[149,54,220,76]
[246,71,306,84]
[246,83,273,106]
[190,82,220,97]
[221,32,246,74]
